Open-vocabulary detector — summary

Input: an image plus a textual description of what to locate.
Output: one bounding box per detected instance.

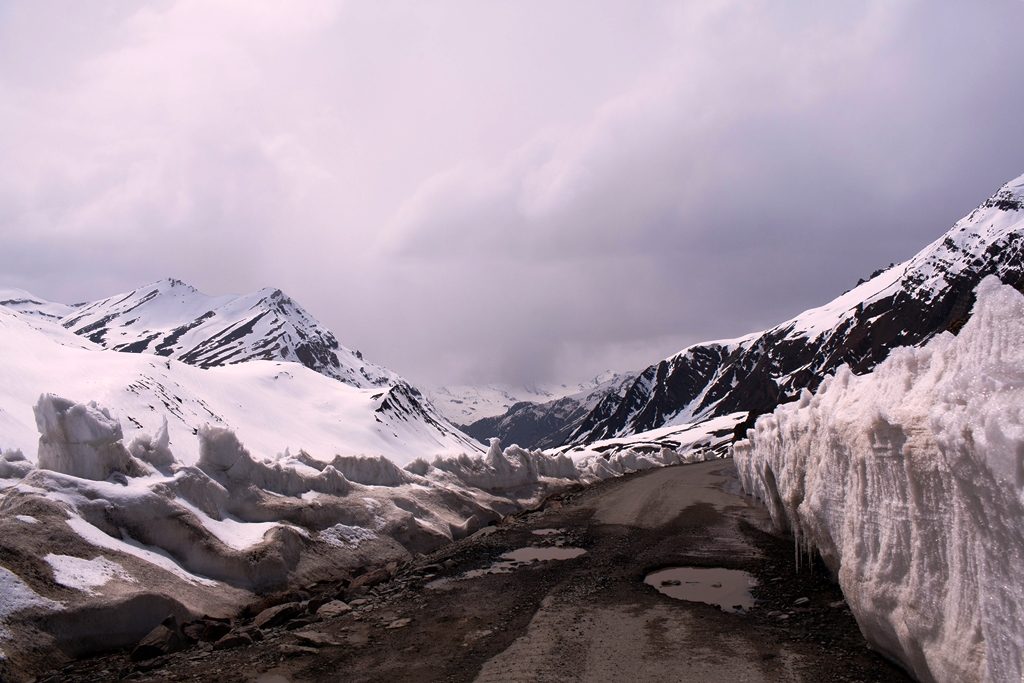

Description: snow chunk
[64,515,218,587]
[34,394,146,480]
[319,523,377,548]
[175,500,280,551]
[0,449,31,479]
[734,276,1024,683]
[327,454,410,487]
[44,554,135,594]
[127,417,175,470]
[14,515,37,524]
[430,439,579,491]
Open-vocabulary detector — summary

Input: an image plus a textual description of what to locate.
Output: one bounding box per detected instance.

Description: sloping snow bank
[733,276,1024,683]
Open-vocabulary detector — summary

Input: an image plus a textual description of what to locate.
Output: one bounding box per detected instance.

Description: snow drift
[734,276,1024,683]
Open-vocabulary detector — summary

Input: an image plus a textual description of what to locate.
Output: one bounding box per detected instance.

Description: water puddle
[645,567,756,613]
[427,546,587,588]
[530,528,563,536]
[501,546,586,562]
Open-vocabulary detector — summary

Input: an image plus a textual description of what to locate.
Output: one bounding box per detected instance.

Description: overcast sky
[3,1,1024,387]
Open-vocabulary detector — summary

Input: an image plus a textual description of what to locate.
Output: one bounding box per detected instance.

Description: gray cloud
[2,1,1024,386]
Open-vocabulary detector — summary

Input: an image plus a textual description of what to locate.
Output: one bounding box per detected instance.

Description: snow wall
[733,276,1024,683]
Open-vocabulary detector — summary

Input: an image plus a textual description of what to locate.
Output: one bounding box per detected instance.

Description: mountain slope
[569,172,1024,444]
[0,279,482,461]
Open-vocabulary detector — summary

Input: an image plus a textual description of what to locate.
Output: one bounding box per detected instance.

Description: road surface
[52,460,910,682]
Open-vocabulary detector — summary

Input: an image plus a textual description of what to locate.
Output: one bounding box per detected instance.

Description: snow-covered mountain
[427,372,628,426]
[60,278,395,387]
[459,372,636,449]
[0,305,479,465]
[0,279,481,463]
[567,172,1024,445]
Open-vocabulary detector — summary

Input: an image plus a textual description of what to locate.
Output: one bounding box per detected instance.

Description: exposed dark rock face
[567,174,1024,444]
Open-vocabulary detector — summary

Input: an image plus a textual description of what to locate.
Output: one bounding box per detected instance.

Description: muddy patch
[428,546,588,588]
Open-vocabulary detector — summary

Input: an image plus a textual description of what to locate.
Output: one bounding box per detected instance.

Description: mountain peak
[145,277,200,293]
[56,280,397,388]
[981,172,1024,212]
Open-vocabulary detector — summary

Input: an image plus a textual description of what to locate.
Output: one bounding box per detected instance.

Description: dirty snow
[319,524,378,548]
[0,566,62,655]
[44,554,135,594]
[64,515,219,587]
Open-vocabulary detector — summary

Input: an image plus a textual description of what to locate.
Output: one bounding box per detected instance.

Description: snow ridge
[59,278,397,388]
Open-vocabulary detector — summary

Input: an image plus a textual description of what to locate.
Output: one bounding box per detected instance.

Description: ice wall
[733,276,1024,683]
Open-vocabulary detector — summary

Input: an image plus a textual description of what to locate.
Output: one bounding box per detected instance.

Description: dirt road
[51,460,910,682]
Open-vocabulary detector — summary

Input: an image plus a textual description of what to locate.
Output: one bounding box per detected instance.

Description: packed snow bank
[35,395,146,481]
[733,276,1024,683]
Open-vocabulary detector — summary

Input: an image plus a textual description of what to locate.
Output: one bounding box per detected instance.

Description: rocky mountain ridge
[566,172,1024,444]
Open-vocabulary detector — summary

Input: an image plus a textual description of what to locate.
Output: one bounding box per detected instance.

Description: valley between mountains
[1,172,1023,682]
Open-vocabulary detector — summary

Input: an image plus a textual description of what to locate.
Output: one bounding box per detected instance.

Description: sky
[3,1,1024,388]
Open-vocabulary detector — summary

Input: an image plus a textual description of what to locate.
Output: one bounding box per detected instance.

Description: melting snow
[0,566,62,656]
[175,500,280,551]
[44,554,135,594]
[64,515,218,587]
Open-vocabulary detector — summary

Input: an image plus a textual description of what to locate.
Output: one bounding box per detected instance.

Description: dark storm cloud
[2,1,1024,386]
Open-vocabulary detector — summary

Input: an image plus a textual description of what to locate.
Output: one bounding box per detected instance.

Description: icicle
[794,525,800,572]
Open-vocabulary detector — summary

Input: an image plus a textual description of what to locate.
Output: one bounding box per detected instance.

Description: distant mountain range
[453,373,636,450]
[426,371,632,427]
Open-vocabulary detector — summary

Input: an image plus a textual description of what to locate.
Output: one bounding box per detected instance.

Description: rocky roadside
[41,462,911,683]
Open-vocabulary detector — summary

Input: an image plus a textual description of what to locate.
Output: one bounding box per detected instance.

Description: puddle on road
[427,546,587,589]
[645,567,756,613]
[501,546,586,562]
[530,528,563,536]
